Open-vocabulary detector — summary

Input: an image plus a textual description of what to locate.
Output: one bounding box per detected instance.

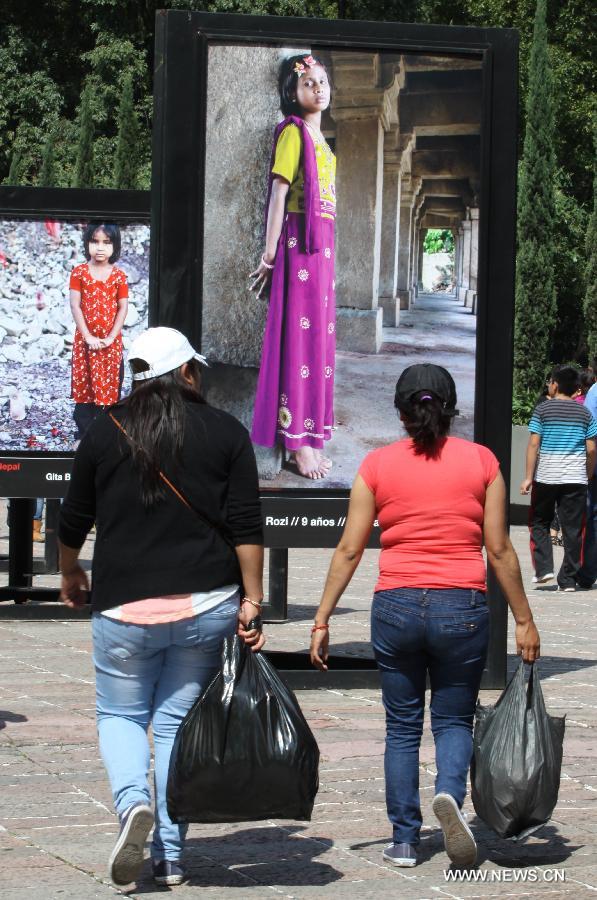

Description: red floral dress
[70,263,128,405]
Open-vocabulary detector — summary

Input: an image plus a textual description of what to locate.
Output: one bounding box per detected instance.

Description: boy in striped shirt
[521,365,597,591]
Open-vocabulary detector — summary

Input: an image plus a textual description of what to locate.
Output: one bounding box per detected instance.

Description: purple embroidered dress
[251,117,336,451]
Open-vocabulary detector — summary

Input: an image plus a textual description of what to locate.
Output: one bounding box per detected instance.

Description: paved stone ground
[1,504,597,898]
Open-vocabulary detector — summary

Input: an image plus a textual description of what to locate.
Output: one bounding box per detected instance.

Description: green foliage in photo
[423,229,455,255]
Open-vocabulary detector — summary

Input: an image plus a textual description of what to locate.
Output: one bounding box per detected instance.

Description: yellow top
[271,123,336,219]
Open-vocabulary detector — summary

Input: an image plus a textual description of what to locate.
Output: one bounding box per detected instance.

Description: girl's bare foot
[293,447,324,479]
[314,449,332,472]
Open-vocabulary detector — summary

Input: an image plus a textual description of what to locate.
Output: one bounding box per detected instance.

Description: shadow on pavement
[0,710,27,729]
[285,604,362,621]
[133,826,341,891]
[472,823,581,866]
[349,823,579,869]
[506,653,597,678]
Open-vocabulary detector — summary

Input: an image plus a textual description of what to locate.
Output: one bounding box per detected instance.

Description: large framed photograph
[152,11,517,548]
[0,187,151,496]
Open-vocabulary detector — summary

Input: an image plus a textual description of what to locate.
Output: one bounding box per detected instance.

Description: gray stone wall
[202,45,285,368]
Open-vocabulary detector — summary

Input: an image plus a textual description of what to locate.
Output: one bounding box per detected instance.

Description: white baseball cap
[128,327,208,381]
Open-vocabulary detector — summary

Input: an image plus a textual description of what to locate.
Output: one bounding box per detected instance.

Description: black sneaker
[108,803,153,886]
[432,793,477,868]
[382,842,417,867]
[575,577,594,590]
[152,859,187,885]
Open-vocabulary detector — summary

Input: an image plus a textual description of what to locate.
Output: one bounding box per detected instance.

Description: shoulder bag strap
[108,411,236,550]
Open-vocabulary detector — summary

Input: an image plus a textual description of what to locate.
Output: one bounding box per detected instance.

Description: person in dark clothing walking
[59,327,265,888]
[521,365,597,590]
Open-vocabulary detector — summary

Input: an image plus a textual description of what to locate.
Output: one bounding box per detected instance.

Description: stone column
[458,217,472,304]
[331,52,401,352]
[417,231,425,294]
[466,207,480,312]
[333,115,384,352]
[408,215,418,300]
[409,222,418,301]
[335,115,384,311]
[454,226,464,298]
[397,176,414,310]
[378,138,402,326]
[448,229,457,295]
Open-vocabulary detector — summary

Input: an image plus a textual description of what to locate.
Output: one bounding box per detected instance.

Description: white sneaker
[532,572,555,584]
[432,793,477,868]
[109,803,153,886]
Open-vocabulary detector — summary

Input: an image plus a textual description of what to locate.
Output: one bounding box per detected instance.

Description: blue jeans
[92,596,238,861]
[371,588,489,846]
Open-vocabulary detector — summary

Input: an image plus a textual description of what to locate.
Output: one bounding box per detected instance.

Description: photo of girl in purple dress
[250,55,336,481]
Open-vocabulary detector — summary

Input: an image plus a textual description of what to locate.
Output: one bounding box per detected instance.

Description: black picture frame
[151,10,518,508]
[0,186,151,497]
[151,11,518,687]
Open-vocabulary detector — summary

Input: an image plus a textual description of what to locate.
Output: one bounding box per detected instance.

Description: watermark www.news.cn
[444,868,566,884]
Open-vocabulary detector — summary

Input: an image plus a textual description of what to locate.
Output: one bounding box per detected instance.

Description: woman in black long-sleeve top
[59,327,265,889]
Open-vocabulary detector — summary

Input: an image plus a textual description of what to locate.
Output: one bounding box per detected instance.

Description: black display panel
[150,10,518,551]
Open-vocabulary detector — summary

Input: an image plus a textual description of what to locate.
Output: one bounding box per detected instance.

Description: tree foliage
[38,130,57,187]
[583,156,597,366]
[513,0,557,406]
[551,180,589,363]
[0,1,592,196]
[0,0,592,387]
[73,82,95,188]
[113,72,140,189]
[6,145,23,185]
[423,229,454,254]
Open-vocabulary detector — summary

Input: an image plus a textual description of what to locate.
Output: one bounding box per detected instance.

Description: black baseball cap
[394,363,459,416]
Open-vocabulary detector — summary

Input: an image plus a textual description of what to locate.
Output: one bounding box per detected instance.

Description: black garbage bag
[471,661,565,840]
[167,635,320,823]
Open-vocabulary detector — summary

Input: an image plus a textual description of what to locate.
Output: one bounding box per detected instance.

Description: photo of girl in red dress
[69,222,128,439]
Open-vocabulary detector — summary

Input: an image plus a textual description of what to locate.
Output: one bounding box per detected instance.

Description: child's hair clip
[294,61,305,76]
[303,55,316,67]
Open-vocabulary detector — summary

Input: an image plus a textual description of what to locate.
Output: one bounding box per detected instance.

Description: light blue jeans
[91,595,238,861]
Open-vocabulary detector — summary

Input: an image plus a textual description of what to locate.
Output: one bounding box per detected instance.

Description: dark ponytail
[118,359,206,507]
[397,391,451,456]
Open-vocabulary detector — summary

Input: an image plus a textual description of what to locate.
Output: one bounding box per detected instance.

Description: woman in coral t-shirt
[310,364,540,871]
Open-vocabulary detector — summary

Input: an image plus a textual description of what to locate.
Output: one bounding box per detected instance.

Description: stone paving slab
[1,512,597,897]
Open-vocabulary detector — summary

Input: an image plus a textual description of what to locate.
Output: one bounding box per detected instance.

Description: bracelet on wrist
[261,255,275,270]
[241,596,263,611]
[311,624,329,634]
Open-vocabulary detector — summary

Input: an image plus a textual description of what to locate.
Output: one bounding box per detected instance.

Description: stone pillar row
[330,52,482,350]
[332,52,401,353]
[455,208,479,311]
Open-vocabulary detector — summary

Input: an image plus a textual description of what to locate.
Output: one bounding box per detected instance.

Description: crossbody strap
[108,411,235,549]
